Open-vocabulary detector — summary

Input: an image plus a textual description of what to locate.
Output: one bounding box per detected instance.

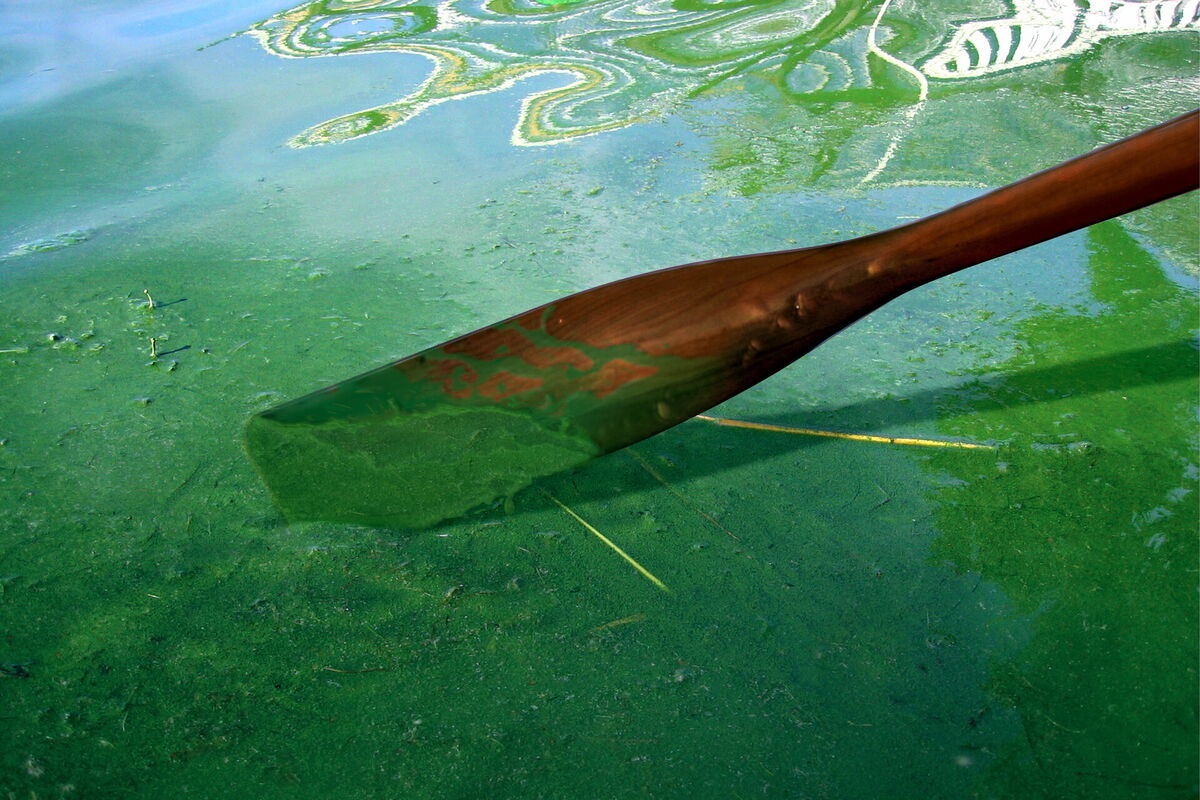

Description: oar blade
[244,292,730,528]
[244,246,848,528]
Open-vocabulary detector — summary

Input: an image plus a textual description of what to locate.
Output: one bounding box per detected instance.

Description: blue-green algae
[0,1,1196,798]
[925,219,1199,798]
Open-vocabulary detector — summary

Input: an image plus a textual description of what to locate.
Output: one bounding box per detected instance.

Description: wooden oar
[246,110,1199,529]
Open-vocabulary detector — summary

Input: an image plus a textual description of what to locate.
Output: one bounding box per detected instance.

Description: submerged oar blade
[244,262,789,528]
[244,394,600,529]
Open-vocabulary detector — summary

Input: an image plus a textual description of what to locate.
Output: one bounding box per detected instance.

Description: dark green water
[1,1,1196,797]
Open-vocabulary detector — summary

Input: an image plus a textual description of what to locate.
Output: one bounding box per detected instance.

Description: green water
[1,1,1196,797]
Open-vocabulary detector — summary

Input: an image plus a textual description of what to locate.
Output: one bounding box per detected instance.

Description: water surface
[1,1,1196,797]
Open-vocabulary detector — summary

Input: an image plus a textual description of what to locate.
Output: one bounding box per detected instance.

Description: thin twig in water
[589,613,647,632]
[695,415,995,450]
[545,492,670,593]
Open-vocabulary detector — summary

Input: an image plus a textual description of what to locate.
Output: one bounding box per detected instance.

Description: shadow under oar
[523,338,1197,509]
[795,338,1197,434]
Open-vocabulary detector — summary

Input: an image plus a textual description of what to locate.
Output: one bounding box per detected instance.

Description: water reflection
[925,0,1199,79]
[244,0,1196,155]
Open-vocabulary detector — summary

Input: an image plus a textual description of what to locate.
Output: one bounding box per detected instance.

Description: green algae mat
[1,2,1197,797]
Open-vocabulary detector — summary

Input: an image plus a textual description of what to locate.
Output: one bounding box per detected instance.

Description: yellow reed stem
[694,415,995,450]
[546,494,670,593]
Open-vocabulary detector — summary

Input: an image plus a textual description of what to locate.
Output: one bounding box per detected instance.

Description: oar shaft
[886,110,1199,288]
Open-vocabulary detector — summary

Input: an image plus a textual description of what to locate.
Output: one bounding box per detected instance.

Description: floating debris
[589,613,647,632]
[546,493,669,593]
[4,229,93,258]
[695,415,997,450]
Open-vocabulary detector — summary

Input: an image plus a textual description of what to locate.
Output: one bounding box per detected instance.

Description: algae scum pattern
[246,0,1198,148]
[0,1,1196,797]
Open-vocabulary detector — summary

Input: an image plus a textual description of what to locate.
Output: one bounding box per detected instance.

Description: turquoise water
[1,2,1196,797]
